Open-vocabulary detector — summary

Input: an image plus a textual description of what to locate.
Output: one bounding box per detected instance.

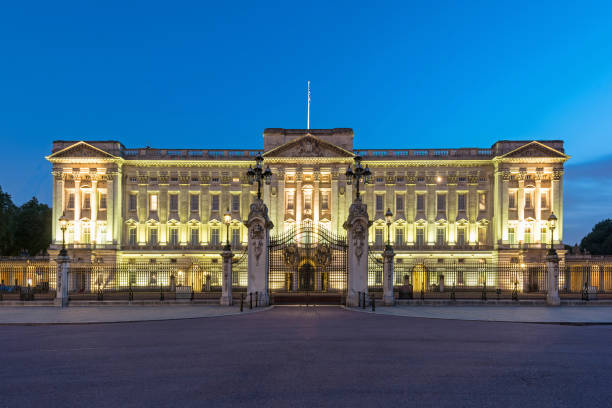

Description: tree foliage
[580,219,612,255]
[0,186,52,256]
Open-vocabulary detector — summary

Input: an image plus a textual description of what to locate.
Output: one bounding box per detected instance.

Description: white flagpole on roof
[307,81,311,130]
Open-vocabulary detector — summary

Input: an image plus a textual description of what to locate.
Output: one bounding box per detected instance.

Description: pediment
[49,142,118,159]
[500,141,567,159]
[263,135,354,158]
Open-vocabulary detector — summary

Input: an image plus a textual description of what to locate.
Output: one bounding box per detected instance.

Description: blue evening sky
[1,0,611,244]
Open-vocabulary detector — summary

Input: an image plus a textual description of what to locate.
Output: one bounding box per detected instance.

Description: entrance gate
[268,222,348,304]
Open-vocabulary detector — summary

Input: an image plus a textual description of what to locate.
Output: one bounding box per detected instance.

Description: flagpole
[307,81,310,130]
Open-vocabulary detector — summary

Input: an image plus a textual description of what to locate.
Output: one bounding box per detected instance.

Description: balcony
[370,243,493,251]
[120,243,244,252]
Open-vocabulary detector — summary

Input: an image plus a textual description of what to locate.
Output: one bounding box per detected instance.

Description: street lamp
[345,155,371,200]
[246,152,272,200]
[385,208,393,250]
[58,214,69,257]
[223,209,232,251]
[548,212,557,255]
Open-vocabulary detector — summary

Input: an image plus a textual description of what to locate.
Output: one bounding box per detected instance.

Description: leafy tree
[14,197,52,256]
[0,186,18,255]
[580,219,612,255]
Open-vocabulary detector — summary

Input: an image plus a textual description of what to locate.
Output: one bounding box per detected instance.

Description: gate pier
[246,198,274,306]
[343,199,372,307]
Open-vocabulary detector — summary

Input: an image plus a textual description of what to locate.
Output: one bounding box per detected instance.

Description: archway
[298,261,315,291]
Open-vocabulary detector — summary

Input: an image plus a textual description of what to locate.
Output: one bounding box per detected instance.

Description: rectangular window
[541,191,549,209]
[478,227,486,245]
[375,228,384,246]
[190,194,199,212]
[376,195,384,212]
[479,193,486,212]
[169,194,178,211]
[437,194,446,211]
[99,193,107,210]
[524,227,532,244]
[416,194,425,211]
[191,228,199,245]
[129,194,137,211]
[416,228,425,247]
[150,194,158,212]
[456,228,466,246]
[231,228,240,248]
[231,195,240,212]
[211,195,219,211]
[525,191,533,209]
[286,191,295,211]
[457,193,466,211]
[508,227,515,245]
[509,191,517,209]
[82,224,91,244]
[83,193,90,209]
[149,228,158,245]
[321,192,329,211]
[541,227,547,245]
[128,227,137,245]
[395,227,404,246]
[396,195,404,212]
[304,191,312,211]
[67,192,75,210]
[169,228,179,245]
[210,228,220,246]
[436,227,445,246]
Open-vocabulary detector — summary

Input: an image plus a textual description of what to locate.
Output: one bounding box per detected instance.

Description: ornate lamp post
[246,152,272,200]
[345,155,371,200]
[385,208,393,250]
[224,209,232,251]
[548,212,557,256]
[58,214,69,257]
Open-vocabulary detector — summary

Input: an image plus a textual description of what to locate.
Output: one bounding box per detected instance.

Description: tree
[0,186,18,255]
[580,219,612,255]
[14,197,52,256]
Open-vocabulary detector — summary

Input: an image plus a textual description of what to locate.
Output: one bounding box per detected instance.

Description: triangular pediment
[49,142,118,159]
[263,135,354,158]
[500,141,568,159]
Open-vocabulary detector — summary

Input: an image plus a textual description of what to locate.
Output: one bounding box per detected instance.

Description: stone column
[517,172,525,242]
[552,168,564,243]
[74,176,81,242]
[106,173,115,244]
[535,172,542,242]
[275,169,285,233]
[501,169,509,243]
[468,175,478,244]
[426,176,436,245]
[546,250,560,306]
[246,198,274,306]
[91,179,98,243]
[447,176,457,245]
[55,255,70,307]
[220,248,233,306]
[383,246,395,306]
[331,170,339,233]
[406,175,415,245]
[295,171,302,226]
[313,170,320,226]
[343,199,372,307]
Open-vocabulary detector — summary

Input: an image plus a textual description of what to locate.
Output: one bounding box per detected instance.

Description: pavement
[362,305,612,324]
[1,306,611,407]
[0,304,265,324]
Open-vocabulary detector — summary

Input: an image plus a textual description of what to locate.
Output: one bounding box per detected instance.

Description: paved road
[1,306,611,407]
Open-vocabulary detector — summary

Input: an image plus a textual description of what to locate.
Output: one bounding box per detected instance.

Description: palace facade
[47,128,569,264]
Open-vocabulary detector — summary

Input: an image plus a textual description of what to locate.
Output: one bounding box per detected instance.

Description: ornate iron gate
[268,222,348,296]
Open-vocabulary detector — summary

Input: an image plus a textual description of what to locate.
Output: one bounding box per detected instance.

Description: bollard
[496,288,501,300]
[249,292,253,309]
[358,291,361,308]
[160,285,165,301]
[481,284,487,302]
[362,292,366,309]
[240,293,244,312]
[512,281,518,302]
[450,285,456,301]
[371,295,375,312]
[255,291,259,308]
[128,283,134,302]
[420,288,424,301]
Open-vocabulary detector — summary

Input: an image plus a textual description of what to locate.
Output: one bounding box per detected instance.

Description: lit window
[82,223,91,244]
[541,191,549,209]
[83,193,91,209]
[457,228,466,246]
[509,191,517,209]
[478,226,487,245]
[525,191,533,209]
[524,227,532,244]
[436,227,445,246]
[508,227,515,245]
[375,228,384,246]
[321,192,329,211]
[304,191,312,211]
[211,195,219,211]
[541,227,547,245]
[67,192,75,210]
[479,193,486,212]
[150,194,158,211]
[128,228,137,245]
[149,228,158,245]
[416,228,425,246]
[286,192,295,211]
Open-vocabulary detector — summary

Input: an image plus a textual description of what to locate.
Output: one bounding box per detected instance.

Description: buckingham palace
[47,128,569,268]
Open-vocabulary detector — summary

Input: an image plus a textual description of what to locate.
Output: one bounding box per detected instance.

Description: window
[99,193,107,210]
[509,191,517,209]
[541,191,549,209]
[149,194,158,211]
[508,228,515,245]
[286,191,295,211]
[375,228,384,246]
[376,195,384,211]
[395,227,404,246]
[210,228,220,246]
[321,192,329,211]
[436,227,445,246]
[416,228,425,246]
[83,193,90,209]
[525,191,533,209]
[149,228,158,245]
[82,224,91,244]
[396,195,404,212]
[416,194,425,211]
[190,194,199,212]
[479,193,486,212]
[169,228,179,245]
[67,192,75,209]
[524,227,532,244]
[129,194,137,211]
[437,194,446,211]
[231,228,240,248]
[169,194,178,211]
[457,193,466,211]
[128,227,137,245]
[304,191,312,211]
[231,195,240,212]
[541,227,547,245]
[191,228,199,245]
[478,227,486,245]
[211,195,219,211]
[456,227,466,246]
